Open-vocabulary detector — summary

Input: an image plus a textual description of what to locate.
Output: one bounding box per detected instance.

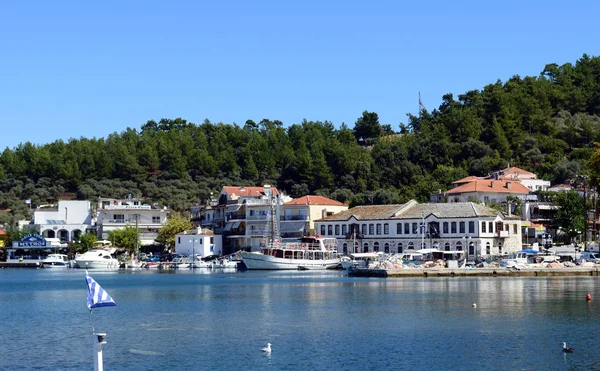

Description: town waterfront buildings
[96,197,169,246]
[315,200,522,261]
[197,185,347,254]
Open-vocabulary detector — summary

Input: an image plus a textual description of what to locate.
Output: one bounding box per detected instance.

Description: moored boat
[341,252,382,270]
[240,235,340,270]
[41,254,72,268]
[75,249,119,269]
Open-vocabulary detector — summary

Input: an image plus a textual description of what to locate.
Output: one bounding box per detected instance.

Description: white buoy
[94,332,107,371]
[472,303,477,308]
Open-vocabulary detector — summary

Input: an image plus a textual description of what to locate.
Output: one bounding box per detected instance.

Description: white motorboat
[240,235,340,270]
[122,259,144,269]
[502,249,559,269]
[341,252,382,270]
[210,257,238,269]
[75,249,119,269]
[41,254,72,268]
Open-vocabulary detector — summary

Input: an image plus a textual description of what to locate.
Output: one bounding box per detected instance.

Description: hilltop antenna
[419,92,426,113]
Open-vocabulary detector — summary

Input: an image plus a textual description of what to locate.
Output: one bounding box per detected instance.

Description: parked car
[580,252,600,263]
[160,254,174,262]
[146,253,161,262]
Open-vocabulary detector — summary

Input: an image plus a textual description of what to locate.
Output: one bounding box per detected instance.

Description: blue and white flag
[86,271,117,309]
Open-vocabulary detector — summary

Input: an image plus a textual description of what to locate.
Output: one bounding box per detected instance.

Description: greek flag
[86,271,117,309]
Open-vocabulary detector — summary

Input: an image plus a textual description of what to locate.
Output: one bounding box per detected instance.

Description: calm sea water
[1,268,600,370]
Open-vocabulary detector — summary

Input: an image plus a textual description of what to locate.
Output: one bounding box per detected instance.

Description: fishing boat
[240,235,340,270]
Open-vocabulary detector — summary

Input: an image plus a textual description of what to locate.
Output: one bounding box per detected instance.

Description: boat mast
[264,185,280,246]
[421,212,425,250]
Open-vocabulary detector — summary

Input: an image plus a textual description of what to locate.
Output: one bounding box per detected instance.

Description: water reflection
[3,270,600,370]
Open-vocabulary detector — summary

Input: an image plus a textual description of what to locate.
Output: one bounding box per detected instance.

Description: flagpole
[85,270,116,371]
[93,332,107,371]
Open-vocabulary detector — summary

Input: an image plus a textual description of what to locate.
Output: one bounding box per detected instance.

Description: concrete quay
[348,267,600,278]
[0,262,41,268]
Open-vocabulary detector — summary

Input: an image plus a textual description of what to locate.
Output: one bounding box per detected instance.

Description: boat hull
[75,259,119,269]
[41,262,70,268]
[240,252,340,270]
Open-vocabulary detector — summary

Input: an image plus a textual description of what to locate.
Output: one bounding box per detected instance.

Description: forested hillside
[2,54,600,224]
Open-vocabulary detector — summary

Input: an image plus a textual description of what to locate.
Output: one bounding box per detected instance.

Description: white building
[494,166,551,192]
[199,185,348,254]
[315,200,522,260]
[283,195,348,238]
[34,200,95,243]
[174,228,223,257]
[445,180,530,204]
[96,197,169,246]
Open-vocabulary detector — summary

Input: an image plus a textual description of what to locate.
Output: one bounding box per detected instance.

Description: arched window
[408,241,414,250]
[363,242,369,253]
[486,242,491,255]
[320,225,326,235]
[374,242,380,252]
[384,242,390,253]
[342,243,348,254]
[398,242,403,253]
[444,242,450,251]
[469,242,475,255]
[456,241,463,251]
[335,225,340,235]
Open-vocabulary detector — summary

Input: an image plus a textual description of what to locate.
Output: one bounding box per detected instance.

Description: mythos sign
[17,234,49,247]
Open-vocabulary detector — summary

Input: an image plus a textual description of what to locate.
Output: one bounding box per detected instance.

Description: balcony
[103,218,162,225]
[247,229,270,236]
[226,213,246,221]
[281,215,308,221]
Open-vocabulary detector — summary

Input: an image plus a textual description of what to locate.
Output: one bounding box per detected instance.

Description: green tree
[107,226,140,254]
[352,111,382,141]
[5,225,38,245]
[553,191,585,243]
[72,232,98,253]
[156,213,193,250]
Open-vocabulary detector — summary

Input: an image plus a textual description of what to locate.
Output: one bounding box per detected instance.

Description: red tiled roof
[223,186,279,197]
[285,195,345,206]
[0,229,6,236]
[498,166,536,180]
[452,176,479,184]
[445,180,530,195]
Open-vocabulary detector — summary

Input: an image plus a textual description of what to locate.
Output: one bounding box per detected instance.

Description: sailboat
[239,187,340,270]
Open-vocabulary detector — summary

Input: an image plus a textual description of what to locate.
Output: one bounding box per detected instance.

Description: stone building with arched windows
[315,200,522,261]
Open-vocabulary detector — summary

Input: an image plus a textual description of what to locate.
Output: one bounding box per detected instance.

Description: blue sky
[1,1,600,150]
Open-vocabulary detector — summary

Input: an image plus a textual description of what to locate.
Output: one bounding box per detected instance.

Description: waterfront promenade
[349,266,600,278]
